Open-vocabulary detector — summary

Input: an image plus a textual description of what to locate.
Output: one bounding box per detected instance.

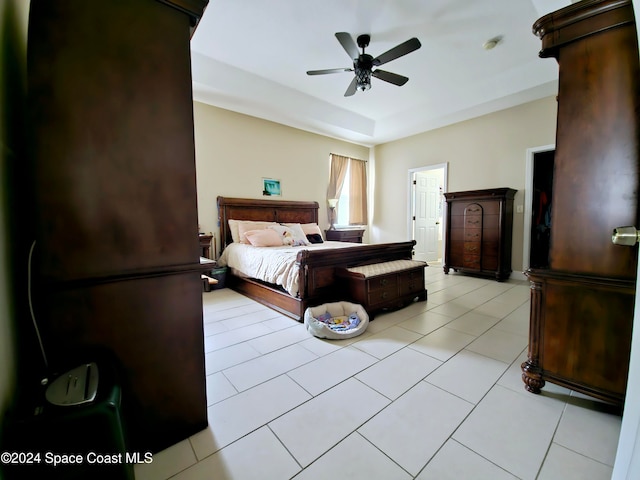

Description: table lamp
[328,198,338,230]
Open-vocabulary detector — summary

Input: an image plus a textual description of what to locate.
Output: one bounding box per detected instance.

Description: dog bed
[304,301,369,339]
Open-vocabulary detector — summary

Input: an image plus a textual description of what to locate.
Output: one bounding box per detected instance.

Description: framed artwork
[262,178,281,196]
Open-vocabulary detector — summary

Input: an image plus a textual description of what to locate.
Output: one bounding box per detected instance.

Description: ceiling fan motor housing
[355,54,373,69]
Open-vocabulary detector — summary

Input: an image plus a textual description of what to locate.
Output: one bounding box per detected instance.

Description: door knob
[612,226,640,246]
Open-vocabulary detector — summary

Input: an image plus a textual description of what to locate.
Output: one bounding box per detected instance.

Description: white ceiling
[190,0,571,147]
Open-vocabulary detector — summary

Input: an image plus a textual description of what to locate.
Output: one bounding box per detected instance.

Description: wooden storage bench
[337,260,427,317]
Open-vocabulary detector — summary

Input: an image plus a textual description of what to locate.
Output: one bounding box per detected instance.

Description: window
[336,164,351,226]
[327,154,367,226]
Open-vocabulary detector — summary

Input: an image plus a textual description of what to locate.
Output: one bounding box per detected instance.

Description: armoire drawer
[450,201,501,216]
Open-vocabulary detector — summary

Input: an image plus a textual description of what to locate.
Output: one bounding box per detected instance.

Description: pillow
[306,233,324,244]
[300,223,323,237]
[268,224,295,246]
[228,219,242,243]
[244,229,284,247]
[296,223,324,243]
[282,223,311,246]
[238,221,269,244]
[268,224,309,246]
[228,220,276,243]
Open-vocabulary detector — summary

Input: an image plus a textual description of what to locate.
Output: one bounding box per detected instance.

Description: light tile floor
[135,267,622,480]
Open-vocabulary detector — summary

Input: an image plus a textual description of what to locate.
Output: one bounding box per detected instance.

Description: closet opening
[529,149,555,269]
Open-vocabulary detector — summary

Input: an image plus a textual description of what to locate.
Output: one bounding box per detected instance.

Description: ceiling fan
[307,32,421,97]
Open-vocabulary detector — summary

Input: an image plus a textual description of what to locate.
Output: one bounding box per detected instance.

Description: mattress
[217,241,362,297]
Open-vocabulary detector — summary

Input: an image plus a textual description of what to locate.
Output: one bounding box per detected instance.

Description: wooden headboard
[217,196,320,248]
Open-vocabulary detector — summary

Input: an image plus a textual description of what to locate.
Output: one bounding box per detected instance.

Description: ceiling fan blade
[307,68,352,75]
[335,32,360,60]
[344,77,357,97]
[372,69,409,86]
[372,38,421,66]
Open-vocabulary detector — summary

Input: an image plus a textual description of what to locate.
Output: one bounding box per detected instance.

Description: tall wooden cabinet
[522,0,639,406]
[443,188,516,281]
[26,0,209,452]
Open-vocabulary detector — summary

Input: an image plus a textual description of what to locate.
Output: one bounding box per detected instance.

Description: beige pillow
[244,229,284,247]
[300,223,323,237]
[228,219,242,243]
[228,220,275,243]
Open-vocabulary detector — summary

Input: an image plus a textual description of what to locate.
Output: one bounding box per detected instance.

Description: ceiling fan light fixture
[355,68,371,91]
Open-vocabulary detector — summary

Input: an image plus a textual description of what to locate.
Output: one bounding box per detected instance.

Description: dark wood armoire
[443,188,516,281]
[522,0,640,407]
[26,0,209,452]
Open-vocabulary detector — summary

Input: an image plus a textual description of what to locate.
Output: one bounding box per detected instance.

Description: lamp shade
[328,198,338,208]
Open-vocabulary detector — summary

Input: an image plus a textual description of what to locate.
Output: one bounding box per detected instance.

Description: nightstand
[325,228,365,243]
[199,234,213,259]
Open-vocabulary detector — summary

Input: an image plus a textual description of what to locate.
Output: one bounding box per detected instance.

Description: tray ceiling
[190,0,572,146]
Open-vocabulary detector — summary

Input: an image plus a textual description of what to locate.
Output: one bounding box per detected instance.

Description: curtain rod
[330,153,368,162]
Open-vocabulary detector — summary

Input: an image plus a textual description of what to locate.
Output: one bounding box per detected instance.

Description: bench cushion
[346,259,427,278]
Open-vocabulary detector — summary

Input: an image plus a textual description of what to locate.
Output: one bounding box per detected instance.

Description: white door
[612,226,640,479]
[413,170,441,262]
[612,9,640,477]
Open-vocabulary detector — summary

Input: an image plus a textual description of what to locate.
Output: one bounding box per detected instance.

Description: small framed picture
[262,178,281,196]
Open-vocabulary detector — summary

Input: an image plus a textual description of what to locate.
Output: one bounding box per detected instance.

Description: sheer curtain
[349,158,368,225]
[327,154,349,199]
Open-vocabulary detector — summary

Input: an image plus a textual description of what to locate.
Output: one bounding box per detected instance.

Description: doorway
[523,145,555,271]
[529,150,555,268]
[408,164,447,264]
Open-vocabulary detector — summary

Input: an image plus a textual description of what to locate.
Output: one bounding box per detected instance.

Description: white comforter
[217,241,362,297]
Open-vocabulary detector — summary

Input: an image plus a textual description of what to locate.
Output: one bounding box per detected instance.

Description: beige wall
[194,97,557,271]
[0,0,29,435]
[193,101,370,255]
[372,96,558,273]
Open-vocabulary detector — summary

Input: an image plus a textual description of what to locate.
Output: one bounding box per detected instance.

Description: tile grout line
[184,276,614,480]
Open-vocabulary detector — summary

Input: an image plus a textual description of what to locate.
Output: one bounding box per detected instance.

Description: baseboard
[510,271,528,282]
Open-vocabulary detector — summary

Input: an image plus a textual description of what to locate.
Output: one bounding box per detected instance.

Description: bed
[216,196,419,321]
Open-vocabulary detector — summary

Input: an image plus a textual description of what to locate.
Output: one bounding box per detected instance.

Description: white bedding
[217,241,363,297]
